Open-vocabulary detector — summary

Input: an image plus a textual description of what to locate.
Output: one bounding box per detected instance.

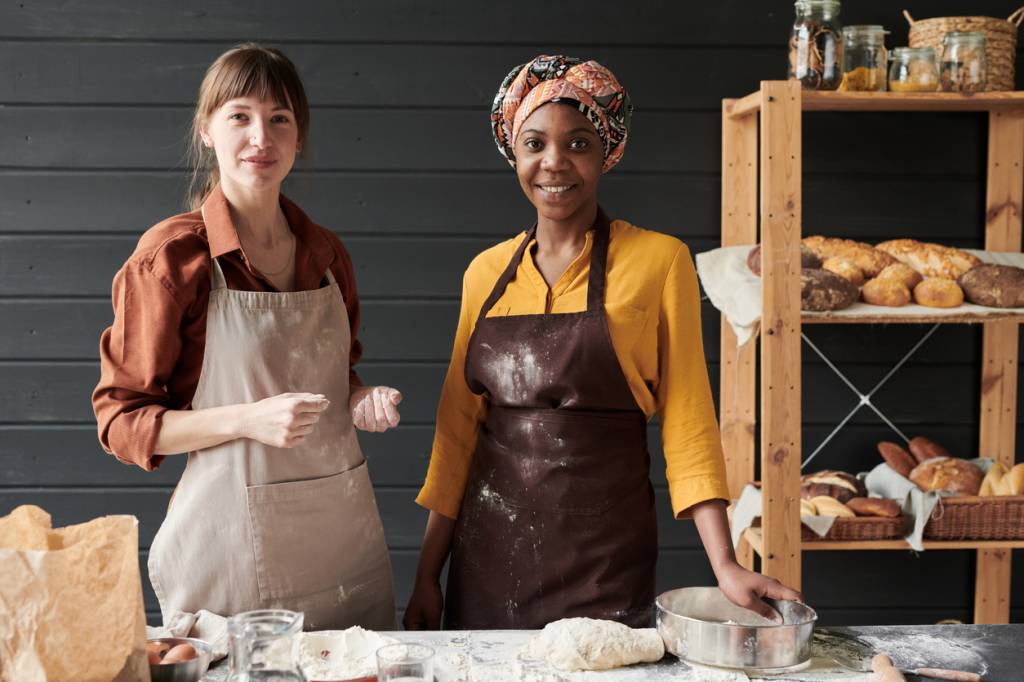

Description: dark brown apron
[444,210,658,630]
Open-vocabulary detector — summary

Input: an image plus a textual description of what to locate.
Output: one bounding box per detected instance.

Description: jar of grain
[940,32,987,92]
[789,0,843,90]
[888,47,939,92]
[841,25,888,91]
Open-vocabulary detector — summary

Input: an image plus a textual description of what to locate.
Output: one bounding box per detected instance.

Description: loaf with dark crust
[957,264,1024,308]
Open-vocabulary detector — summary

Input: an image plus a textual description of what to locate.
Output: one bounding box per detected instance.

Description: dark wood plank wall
[1,0,1022,625]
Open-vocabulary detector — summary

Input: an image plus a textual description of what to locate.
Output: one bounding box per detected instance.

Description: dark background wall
[1,0,1022,625]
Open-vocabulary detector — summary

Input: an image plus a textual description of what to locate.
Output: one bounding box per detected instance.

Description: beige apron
[148,255,396,631]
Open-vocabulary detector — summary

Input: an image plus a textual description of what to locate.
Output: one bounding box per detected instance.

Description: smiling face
[513,102,603,223]
[200,95,300,195]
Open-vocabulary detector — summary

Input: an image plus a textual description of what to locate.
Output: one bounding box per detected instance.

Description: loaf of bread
[747,244,822,276]
[847,496,902,518]
[913,278,964,308]
[862,277,911,307]
[1000,463,1024,495]
[803,235,897,278]
[809,495,856,517]
[875,239,981,279]
[801,268,859,311]
[801,470,866,503]
[979,462,1008,497]
[875,262,923,290]
[877,441,916,478]
[822,256,866,285]
[800,498,818,516]
[907,436,952,465]
[908,457,983,495]
[957,264,1024,308]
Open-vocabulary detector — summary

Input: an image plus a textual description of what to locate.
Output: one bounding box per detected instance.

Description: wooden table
[202,623,1023,681]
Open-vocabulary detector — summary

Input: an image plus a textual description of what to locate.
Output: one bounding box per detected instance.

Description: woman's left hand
[715,561,803,623]
[350,385,402,432]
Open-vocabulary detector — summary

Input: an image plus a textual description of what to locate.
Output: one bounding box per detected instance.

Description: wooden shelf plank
[801,311,1024,325]
[728,87,1024,118]
[744,528,1024,552]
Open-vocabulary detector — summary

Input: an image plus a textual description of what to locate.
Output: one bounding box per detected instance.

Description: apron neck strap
[209,256,228,290]
[476,207,612,320]
[324,268,337,285]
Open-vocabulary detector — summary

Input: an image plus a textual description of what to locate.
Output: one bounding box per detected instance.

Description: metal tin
[148,637,214,682]
[655,587,817,672]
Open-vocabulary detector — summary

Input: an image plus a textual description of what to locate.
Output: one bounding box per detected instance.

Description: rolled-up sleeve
[92,261,185,471]
[657,244,731,518]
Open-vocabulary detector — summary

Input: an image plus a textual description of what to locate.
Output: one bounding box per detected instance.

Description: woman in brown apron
[92,45,398,631]
[405,56,800,630]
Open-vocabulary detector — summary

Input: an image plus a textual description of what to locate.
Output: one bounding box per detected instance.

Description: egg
[146,641,170,664]
[160,643,198,664]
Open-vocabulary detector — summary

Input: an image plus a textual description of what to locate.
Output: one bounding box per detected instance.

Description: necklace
[256,231,296,277]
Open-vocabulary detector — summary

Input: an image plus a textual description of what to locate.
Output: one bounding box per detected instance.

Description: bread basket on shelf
[800,515,903,542]
[903,7,1024,91]
[923,495,1024,540]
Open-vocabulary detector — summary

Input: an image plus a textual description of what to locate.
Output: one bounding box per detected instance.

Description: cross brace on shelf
[800,323,941,470]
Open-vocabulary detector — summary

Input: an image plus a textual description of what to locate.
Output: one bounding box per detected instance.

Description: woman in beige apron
[405,56,801,630]
[92,45,396,630]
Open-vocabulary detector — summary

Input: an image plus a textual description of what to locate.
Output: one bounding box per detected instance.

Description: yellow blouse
[415,220,730,520]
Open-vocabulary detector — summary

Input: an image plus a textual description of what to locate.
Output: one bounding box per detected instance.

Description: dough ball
[520,618,665,671]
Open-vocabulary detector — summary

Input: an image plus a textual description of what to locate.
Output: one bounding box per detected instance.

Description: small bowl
[147,637,213,682]
[656,587,817,673]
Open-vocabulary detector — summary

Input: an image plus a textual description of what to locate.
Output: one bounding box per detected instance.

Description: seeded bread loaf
[803,235,896,278]
[875,239,981,279]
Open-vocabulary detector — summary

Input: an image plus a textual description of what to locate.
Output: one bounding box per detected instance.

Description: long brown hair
[186,43,310,210]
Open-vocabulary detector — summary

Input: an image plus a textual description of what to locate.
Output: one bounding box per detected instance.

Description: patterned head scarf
[490,55,632,173]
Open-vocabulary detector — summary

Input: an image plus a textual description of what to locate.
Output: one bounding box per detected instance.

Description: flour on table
[519,618,664,672]
[293,626,398,680]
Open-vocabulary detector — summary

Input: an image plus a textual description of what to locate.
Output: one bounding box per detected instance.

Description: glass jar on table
[841,25,888,91]
[226,609,306,682]
[789,0,844,90]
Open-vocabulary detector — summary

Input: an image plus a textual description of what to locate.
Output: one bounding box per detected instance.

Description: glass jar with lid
[227,609,306,682]
[940,31,987,92]
[888,47,939,92]
[841,25,888,90]
[789,0,843,90]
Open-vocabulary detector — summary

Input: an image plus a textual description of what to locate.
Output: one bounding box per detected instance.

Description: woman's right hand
[241,392,330,448]
[403,579,444,630]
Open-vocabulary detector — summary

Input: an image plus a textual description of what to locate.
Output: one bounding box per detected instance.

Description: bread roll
[847,496,902,518]
[801,268,859,311]
[809,495,856,517]
[822,256,866,285]
[876,262,923,290]
[875,238,981,279]
[877,441,916,478]
[862,277,911,307]
[803,235,897,278]
[747,244,822,276]
[907,436,952,465]
[1005,463,1024,495]
[958,264,1024,308]
[979,462,1008,497]
[913,278,964,308]
[801,470,866,503]
[800,499,818,516]
[908,457,983,495]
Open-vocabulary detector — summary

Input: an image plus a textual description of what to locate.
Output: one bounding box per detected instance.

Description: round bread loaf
[908,457,983,495]
[876,262,923,290]
[747,244,822,276]
[801,268,859,311]
[913,278,964,308]
[822,256,865,285]
[957,264,1024,308]
[847,496,901,518]
[862,277,911,307]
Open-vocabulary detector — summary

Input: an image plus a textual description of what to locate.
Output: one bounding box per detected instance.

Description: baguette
[907,436,952,465]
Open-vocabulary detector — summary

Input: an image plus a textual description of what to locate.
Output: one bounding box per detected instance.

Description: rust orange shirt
[92,184,363,471]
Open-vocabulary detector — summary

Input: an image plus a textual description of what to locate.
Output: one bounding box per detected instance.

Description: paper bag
[0,505,151,682]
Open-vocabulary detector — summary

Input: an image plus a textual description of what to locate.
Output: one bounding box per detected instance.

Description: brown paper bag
[0,505,151,682]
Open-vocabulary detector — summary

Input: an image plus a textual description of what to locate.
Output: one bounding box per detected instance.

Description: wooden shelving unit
[720,82,1024,624]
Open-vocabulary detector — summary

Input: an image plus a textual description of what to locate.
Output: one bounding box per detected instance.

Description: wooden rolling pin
[873,653,982,682]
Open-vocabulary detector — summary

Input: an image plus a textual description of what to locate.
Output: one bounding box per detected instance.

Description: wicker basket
[923,495,1024,540]
[801,515,904,542]
[904,7,1024,91]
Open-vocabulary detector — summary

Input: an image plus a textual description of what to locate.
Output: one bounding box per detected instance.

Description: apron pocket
[245,462,390,602]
